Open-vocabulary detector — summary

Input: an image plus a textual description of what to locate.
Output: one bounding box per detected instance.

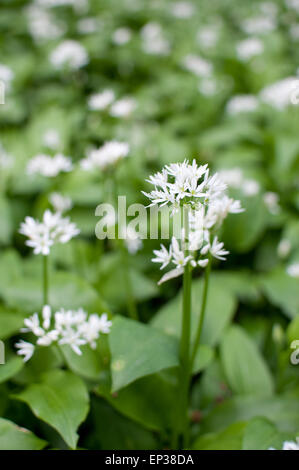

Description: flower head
[50,40,88,69]
[19,209,80,256]
[81,141,129,171]
[16,306,111,359]
[27,153,73,177]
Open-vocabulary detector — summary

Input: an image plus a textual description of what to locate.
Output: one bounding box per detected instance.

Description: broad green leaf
[0,418,46,450]
[192,422,246,450]
[96,373,176,432]
[151,277,236,347]
[220,325,274,396]
[287,316,299,343]
[242,417,288,450]
[60,344,104,381]
[201,394,299,434]
[87,398,158,450]
[0,309,25,340]
[109,316,179,392]
[0,357,24,384]
[192,345,214,374]
[13,370,89,449]
[259,268,299,319]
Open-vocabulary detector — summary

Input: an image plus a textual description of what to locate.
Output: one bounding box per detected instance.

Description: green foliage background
[0,0,298,450]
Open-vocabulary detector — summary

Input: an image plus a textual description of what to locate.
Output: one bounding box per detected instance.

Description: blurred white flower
[286,262,299,278]
[77,17,99,34]
[112,27,132,45]
[269,438,299,450]
[81,141,129,171]
[0,64,14,91]
[260,77,297,110]
[19,209,80,256]
[236,38,264,61]
[183,54,213,77]
[197,26,219,48]
[43,129,60,149]
[88,89,115,111]
[243,179,260,196]
[50,40,88,69]
[286,0,299,12]
[26,5,66,42]
[15,340,35,362]
[277,239,291,258]
[226,95,259,115]
[27,153,72,177]
[241,16,276,35]
[0,143,14,169]
[141,23,170,55]
[49,192,72,213]
[16,306,111,358]
[171,2,194,18]
[198,78,218,96]
[110,97,137,118]
[263,191,280,214]
[121,225,143,254]
[290,24,299,40]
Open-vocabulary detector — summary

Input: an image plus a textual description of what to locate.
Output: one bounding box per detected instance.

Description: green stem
[178,206,192,448]
[190,255,212,369]
[43,255,49,306]
[121,242,138,320]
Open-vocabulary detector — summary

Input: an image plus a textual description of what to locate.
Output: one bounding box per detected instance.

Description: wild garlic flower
[0,64,14,90]
[81,141,129,171]
[217,167,260,196]
[110,97,137,118]
[171,2,194,18]
[27,153,73,177]
[112,27,132,45]
[269,439,299,450]
[88,89,115,111]
[286,262,299,278]
[182,54,213,78]
[226,95,259,115]
[49,192,73,213]
[241,16,276,35]
[26,5,65,42]
[50,40,88,70]
[16,305,112,359]
[277,239,291,259]
[122,225,143,254]
[19,209,80,256]
[0,143,14,169]
[259,77,297,110]
[236,38,264,61]
[142,160,226,210]
[43,129,60,150]
[141,23,170,56]
[147,161,244,284]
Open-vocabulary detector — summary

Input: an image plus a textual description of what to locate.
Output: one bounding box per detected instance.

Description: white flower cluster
[27,153,72,177]
[145,160,244,284]
[0,143,14,169]
[236,37,264,61]
[259,77,297,110]
[15,305,112,360]
[217,167,260,196]
[50,40,88,70]
[182,54,213,78]
[140,23,170,56]
[26,5,65,42]
[81,141,129,171]
[286,262,299,278]
[269,439,299,450]
[226,95,259,115]
[112,27,132,45]
[88,89,137,117]
[0,64,14,90]
[19,209,80,256]
[49,192,72,213]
